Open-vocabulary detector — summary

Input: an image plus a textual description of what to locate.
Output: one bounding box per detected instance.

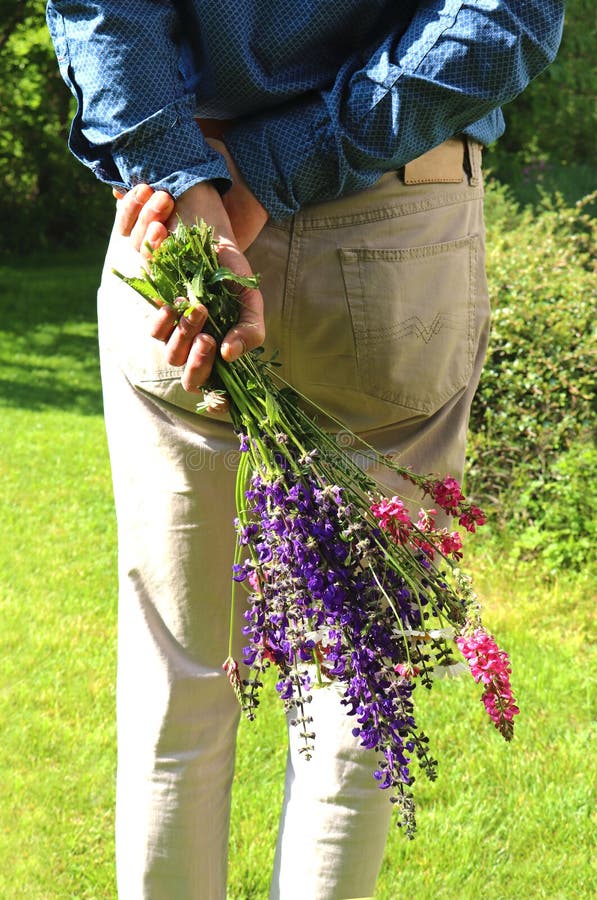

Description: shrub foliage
[0,1,112,254]
[467,181,595,570]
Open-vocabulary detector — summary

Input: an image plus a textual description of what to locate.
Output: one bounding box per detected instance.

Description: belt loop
[465,138,482,187]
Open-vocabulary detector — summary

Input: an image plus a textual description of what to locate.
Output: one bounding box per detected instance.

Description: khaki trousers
[98,139,490,900]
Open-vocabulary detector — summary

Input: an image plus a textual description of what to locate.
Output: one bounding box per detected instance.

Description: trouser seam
[282,215,301,384]
[294,187,484,232]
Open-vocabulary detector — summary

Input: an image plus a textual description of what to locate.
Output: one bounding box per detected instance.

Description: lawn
[0,253,593,899]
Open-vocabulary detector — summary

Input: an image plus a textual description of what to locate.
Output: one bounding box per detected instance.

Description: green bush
[466,180,595,570]
[506,441,596,572]
[487,0,596,172]
[463,0,596,210]
[0,1,113,255]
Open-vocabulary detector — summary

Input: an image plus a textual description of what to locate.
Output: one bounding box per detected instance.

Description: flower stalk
[115,220,519,836]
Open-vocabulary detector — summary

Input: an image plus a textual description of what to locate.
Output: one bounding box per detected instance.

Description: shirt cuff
[83,97,232,198]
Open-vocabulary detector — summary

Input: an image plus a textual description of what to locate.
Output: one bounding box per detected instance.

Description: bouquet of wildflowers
[115,221,519,836]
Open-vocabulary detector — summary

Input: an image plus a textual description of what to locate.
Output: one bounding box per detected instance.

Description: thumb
[220,284,265,362]
[216,241,265,362]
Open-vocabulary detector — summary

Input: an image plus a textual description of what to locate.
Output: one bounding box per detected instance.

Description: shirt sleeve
[224,0,565,219]
[46,0,231,196]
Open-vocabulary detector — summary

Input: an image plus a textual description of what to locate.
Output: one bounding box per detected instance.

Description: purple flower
[234,438,463,833]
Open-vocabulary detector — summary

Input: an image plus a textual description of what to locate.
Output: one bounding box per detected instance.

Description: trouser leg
[267,376,488,900]
[97,140,490,900]
[98,234,245,899]
[253,156,489,900]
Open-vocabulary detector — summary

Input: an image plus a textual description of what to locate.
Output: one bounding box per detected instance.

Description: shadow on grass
[0,251,107,415]
[0,377,103,417]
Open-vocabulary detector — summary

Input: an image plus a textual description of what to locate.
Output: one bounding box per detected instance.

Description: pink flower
[419,475,486,533]
[371,496,413,544]
[413,510,463,560]
[431,476,463,512]
[439,530,463,559]
[394,663,421,679]
[458,505,486,533]
[417,508,437,532]
[248,570,261,592]
[456,628,520,740]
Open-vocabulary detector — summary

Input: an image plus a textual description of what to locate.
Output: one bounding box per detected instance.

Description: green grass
[0,254,594,899]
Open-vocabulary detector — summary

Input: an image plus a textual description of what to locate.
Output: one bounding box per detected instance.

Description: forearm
[46,0,230,195]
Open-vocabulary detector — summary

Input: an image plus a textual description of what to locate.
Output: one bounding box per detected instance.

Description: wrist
[171,180,235,244]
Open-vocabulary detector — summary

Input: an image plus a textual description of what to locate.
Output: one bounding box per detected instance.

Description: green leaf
[209,267,261,289]
[185,280,202,307]
[264,390,280,424]
[111,270,161,308]
[190,270,206,300]
[150,266,179,305]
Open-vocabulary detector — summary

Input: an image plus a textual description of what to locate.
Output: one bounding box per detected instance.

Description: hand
[114,183,174,258]
[114,139,268,254]
[114,181,264,395]
[205,137,269,252]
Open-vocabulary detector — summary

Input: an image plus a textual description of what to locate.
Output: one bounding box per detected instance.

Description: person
[46,3,564,898]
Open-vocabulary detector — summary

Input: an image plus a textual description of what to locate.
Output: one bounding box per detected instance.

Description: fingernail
[196,334,217,356]
[131,184,149,202]
[153,192,173,212]
[188,305,206,325]
[221,337,245,361]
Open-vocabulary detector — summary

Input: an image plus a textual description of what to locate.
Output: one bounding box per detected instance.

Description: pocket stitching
[339,236,478,413]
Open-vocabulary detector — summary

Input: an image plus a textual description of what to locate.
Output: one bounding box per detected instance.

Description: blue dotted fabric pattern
[47,0,564,217]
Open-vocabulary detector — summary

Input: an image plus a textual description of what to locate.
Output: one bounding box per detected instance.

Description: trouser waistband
[403,136,482,186]
[196,117,482,189]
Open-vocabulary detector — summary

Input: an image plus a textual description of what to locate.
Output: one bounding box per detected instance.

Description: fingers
[218,249,265,363]
[115,184,175,251]
[150,277,264,396]
[165,306,209,368]
[142,219,170,259]
[220,301,265,362]
[150,304,180,340]
[181,333,218,393]
[115,184,153,235]
[130,191,175,252]
[150,303,216,392]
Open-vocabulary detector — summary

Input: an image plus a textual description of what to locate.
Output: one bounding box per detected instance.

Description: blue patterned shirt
[46,1,564,220]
